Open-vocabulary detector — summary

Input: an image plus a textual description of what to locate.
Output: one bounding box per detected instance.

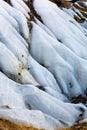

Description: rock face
[0,0,87,129]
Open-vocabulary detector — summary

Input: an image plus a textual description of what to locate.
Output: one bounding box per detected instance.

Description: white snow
[0,0,87,129]
[0,108,63,130]
[0,0,30,42]
[34,0,87,59]
[0,72,87,127]
[30,22,84,97]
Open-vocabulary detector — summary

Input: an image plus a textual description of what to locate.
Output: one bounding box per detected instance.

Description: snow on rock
[21,84,87,126]
[13,0,30,13]
[59,0,87,30]
[0,109,63,130]
[0,0,87,129]
[1,72,87,127]
[0,72,65,129]
[51,0,87,27]
[0,0,30,42]
[0,72,26,109]
[30,22,87,95]
[10,0,30,18]
[0,43,39,85]
[0,5,19,31]
[33,0,87,59]
[35,18,57,39]
[30,22,83,98]
[28,55,68,101]
[0,14,29,67]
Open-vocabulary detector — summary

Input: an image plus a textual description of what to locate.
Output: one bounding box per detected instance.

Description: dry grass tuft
[0,118,44,130]
[0,118,87,130]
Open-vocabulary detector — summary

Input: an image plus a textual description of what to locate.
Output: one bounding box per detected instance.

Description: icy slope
[0,0,87,129]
